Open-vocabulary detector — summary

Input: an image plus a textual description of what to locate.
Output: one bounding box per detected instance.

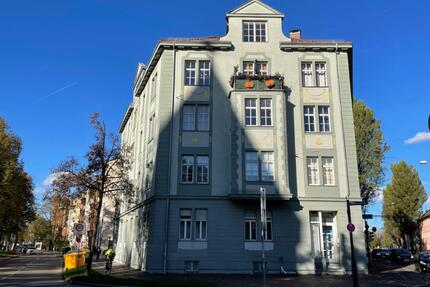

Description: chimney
[290,29,301,41]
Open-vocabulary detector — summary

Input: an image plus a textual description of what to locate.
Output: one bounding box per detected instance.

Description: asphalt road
[0,254,78,287]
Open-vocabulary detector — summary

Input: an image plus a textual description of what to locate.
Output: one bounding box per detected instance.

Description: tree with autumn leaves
[0,117,35,249]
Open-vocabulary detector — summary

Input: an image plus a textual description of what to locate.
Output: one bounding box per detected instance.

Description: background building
[115,0,367,274]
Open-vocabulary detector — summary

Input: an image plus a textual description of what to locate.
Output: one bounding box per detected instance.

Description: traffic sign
[73,223,85,235]
[347,223,355,233]
[362,214,373,220]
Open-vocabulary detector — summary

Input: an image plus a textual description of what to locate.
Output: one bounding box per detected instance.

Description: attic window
[243,21,267,42]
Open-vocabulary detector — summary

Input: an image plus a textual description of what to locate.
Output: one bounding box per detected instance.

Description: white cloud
[374,188,384,202]
[32,187,45,196]
[42,173,60,186]
[405,132,430,144]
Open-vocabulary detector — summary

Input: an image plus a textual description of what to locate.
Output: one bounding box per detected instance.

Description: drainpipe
[163,42,176,273]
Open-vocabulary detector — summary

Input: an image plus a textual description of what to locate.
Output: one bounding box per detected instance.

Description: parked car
[26,247,40,255]
[372,248,391,260]
[391,248,413,264]
[414,252,430,272]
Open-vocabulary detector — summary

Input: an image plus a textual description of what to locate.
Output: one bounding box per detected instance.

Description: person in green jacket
[105,248,115,273]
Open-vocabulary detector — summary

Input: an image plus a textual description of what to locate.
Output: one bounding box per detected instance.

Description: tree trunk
[86,190,104,272]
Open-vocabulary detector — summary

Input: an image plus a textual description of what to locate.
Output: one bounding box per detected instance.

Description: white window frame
[259,98,272,126]
[184,60,211,86]
[243,61,268,76]
[322,157,335,186]
[310,211,337,262]
[318,106,331,132]
[245,98,257,126]
[304,106,316,132]
[264,212,272,241]
[181,155,194,184]
[195,209,207,241]
[196,156,209,184]
[243,21,267,42]
[244,217,257,241]
[260,151,275,182]
[182,104,210,131]
[302,62,313,87]
[245,152,259,181]
[307,157,320,185]
[184,60,196,86]
[182,105,196,131]
[315,62,328,87]
[179,209,192,240]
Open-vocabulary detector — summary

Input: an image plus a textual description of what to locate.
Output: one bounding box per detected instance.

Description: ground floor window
[244,210,257,241]
[310,211,337,261]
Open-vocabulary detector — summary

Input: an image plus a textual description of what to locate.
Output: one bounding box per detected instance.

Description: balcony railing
[229,74,284,91]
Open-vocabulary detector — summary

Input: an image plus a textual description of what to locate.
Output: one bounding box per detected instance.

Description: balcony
[229,74,284,91]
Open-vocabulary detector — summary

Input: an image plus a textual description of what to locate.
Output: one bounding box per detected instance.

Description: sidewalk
[88,259,430,287]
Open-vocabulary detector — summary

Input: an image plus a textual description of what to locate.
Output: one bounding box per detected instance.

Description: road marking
[0,257,37,281]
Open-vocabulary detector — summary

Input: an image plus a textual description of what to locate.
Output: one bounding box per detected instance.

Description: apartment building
[115,0,367,274]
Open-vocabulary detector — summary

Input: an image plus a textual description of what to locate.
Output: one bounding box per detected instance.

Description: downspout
[335,43,352,198]
[163,42,176,273]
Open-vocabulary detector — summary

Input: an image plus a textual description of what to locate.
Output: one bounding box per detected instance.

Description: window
[182,104,210,131]
[304,106,315,132]
[304,105,331,133]
[184,260,199,272]
[184,60,196,86]
[245,98,272,127]
[310,211,336,261]
[245,151,275,182]
[243,21,267,42]
[181,155,210,184]
[318,106,330,132]
[195,209,207,240]
[307,157,320,185]
[264,211,272,241]
[302,61,328,87]
[302,62,313,87]
[182,105,195,131]
[243,61,268,76]
[261,152,274,181]
[315,62,327,87]
[197,105,209,131]
[245,99,257,126]
[196,156,209,184]
[260,99,272,126]
[244,211,257,241]
[245,152,259,181]
[184,60,211,86]
[180,209,192,240]
[181,156,194,183]
[322,157,335,186]
[198,61,210,85]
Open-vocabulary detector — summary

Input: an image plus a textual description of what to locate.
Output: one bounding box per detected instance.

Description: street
[0,254,76,287]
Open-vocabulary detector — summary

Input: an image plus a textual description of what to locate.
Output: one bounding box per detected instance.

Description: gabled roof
[227,0,284,18]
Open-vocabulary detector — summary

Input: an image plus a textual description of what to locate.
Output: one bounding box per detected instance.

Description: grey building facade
[116,0,367,274]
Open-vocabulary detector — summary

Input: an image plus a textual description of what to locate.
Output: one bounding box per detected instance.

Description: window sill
[302,86,329,88]
[180,182,210,185]
[245,181,275,184]
[304,131,332,135]
[184,84,211,87]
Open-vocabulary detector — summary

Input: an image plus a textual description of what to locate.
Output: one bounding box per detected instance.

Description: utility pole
[347,199,363,287]
[260,187,267,287]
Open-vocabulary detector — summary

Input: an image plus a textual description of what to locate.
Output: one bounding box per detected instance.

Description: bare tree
[45,113,134,272]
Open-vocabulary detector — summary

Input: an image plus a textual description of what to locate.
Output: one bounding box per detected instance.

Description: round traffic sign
[347,223,355,233]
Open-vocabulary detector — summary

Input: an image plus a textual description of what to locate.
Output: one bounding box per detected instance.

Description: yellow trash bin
[64,251,85,270]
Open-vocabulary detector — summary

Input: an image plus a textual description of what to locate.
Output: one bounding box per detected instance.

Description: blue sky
[0,0,429,229]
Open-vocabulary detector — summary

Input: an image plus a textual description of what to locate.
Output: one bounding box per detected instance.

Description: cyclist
[105,248,116,273]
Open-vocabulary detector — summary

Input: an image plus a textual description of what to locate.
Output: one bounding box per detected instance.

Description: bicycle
[105,259,113,274]
[279,256,298,276]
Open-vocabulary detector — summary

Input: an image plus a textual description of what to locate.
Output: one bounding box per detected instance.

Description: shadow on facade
[115,49,365,275]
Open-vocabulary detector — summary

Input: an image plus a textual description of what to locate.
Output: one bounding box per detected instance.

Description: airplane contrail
[38,82,78,101]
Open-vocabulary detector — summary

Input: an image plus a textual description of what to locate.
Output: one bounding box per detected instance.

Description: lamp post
[346,199,365,287]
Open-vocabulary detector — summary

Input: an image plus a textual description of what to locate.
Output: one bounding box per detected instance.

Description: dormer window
[243,21,267,42]
[243,61,268,76]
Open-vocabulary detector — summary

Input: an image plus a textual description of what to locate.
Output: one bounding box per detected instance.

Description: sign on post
[260,187,267,232]
[347,223,356,233]
[73,223,85,236]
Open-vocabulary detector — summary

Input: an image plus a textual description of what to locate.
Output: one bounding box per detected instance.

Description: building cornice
[134,40,233,98]
[118,104,134,133]
[280,41,352,52]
